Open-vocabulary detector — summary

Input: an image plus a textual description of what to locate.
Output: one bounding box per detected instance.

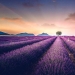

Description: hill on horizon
[17,32,34,36]
[0,31,10,35]
[37,33,49,36]
[0,31,50,36]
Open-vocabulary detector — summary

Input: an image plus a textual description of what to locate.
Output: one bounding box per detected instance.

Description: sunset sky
[0,0,75,35]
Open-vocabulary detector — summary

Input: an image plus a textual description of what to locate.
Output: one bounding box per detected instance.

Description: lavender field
[0,36,75,75]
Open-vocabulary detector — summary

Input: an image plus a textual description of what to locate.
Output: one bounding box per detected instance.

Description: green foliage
[56,31,62,35]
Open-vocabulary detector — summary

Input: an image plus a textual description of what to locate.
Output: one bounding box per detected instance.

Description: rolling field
[0,36,75,75]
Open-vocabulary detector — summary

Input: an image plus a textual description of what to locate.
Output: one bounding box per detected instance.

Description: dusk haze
[0,0,75,75]
[0,0,75,35]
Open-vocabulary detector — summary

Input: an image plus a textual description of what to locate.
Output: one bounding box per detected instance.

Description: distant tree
[56,31,62,36]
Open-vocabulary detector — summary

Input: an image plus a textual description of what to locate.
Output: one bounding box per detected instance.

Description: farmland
[0,36,75,75]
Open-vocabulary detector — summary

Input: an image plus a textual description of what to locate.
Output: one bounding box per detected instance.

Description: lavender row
[0,36,51,42]
[61,37,75,54]
[31,37,75,75]
[70,36,75,41]
[0,36,51,55]
[63,36,75,42]
[0,37,56,75]
[0,36,34,44]
[0,36,50,44]
[0,36,50,46]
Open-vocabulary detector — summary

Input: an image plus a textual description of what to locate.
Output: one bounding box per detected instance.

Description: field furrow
[0,36,52,55]
[31,37,75,75]
[0,37,56,75]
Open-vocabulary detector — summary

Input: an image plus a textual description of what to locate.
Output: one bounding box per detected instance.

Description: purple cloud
[65,13,75,21]
[23,0,43,8]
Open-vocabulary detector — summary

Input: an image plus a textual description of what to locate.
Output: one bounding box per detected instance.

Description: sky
[0,0,75,35]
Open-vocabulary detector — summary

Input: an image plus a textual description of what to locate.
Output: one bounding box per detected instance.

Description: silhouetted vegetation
[56,31,62,35]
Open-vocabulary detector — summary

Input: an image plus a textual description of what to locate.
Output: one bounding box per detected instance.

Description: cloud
[42,23,56,28]
[1,17,25,22]
[0,17,32,25]
[23,0,43,8]
[1,17,24,24]
[1,17,22,21]
[65,13,75,22]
